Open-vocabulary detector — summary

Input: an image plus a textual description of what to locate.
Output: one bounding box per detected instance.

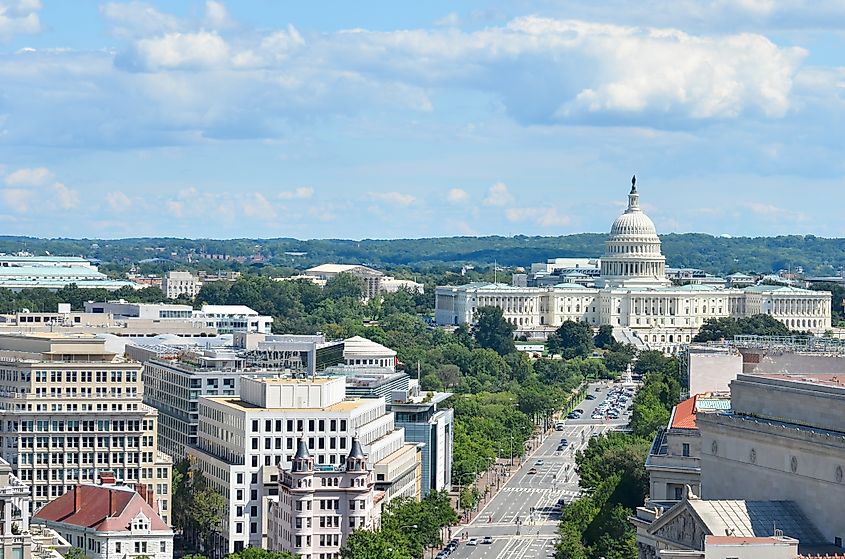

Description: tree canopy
[471,306,516,356]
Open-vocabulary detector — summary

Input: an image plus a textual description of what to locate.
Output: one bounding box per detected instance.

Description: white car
[467,538,478,546]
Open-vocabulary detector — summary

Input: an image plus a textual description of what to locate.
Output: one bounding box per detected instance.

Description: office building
[237,334,345,375]
[189,375,418,554]
[0,333,172,518]
[86,301,273,334]
[127,343,269,461]
[435,182,832,351]
[161,271,201,300]
[267,438,379,559]
[33,478,173,559]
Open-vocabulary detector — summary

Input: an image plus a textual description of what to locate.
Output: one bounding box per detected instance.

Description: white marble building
[435,181,832,351]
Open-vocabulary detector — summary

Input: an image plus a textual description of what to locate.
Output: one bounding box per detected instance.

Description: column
[3,500,11,535]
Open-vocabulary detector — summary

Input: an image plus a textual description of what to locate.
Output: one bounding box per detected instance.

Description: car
[436,552,449,559]
[585,394,596,400]
[566,412,579,419]
[574,409,584,414]
[535,459,544,466]
[595,387,602,392]
[467,538,478,546]
[560,439,569,446]
[557,445,565,452]
[528,467,538,474]
[482,536,494,544]
[591,414,603,420]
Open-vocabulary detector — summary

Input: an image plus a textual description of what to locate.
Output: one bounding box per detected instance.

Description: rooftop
[205,395,371,413]
[33,484,170,533]
[669,395,698,429]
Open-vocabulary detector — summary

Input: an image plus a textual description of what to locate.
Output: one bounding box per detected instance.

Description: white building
[0,333,172,518]
[0,256,137,292]
[85,301,273,334]
[342,336,397,371]
[161,271,201,300]
[435,181,832,351]
[267,438,379,559]
[33,481,173,559]
[380,277,424,294]
[189,375,419,554]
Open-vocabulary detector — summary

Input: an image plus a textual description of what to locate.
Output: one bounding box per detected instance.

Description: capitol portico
[435,180,832,352]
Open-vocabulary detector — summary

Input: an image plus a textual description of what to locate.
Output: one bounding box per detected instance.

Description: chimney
[109,489,118,517]
[74,484,81,513]
[135,484,153,507]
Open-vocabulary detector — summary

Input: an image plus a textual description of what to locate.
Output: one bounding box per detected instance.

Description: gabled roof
[670,395,698,429]
[33,485,170,533]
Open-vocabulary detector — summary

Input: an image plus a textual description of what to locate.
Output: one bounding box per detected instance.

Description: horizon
[1,1,844,239]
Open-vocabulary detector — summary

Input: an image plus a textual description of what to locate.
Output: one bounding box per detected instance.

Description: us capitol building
[435,180,832,352]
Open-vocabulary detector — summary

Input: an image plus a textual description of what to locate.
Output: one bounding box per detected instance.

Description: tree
[324,272,365,300]
[471,306,515,355]
[64,548,86,559]
[693,313,792,342]
[551,321,594,359]
[226,547,296,559]
[594,324,616,349]
[190,485,225,554]
[341,530,411,559]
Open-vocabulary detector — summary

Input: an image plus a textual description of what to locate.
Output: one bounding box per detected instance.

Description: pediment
[651,508,707,551]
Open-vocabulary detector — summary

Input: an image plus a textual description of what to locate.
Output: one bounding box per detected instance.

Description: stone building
[267,438,379,559]
[435,180,832,351]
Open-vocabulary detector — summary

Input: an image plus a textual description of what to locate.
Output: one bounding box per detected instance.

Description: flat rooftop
[749,373,845,389]
[205,396,371,413]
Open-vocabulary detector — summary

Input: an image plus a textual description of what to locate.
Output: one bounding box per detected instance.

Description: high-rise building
[267,438,379,558]
[0,333,172,519]
[189,375,418,554]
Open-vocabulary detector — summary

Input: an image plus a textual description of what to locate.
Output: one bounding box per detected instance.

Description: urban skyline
[0,1,844,239]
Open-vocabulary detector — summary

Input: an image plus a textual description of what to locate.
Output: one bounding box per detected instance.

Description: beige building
[697,373,845,548]
[161,271,201,300]
[304,265,384,301]
[435,182,832,351]
[0,333,172,518]
[189,375,418,555]
[644,394,730,504]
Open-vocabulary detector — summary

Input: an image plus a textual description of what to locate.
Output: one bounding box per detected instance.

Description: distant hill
[0,233,843,276]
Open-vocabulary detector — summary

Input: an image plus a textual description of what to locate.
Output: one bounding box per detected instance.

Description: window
[134,542,147,553]
[682,443,690,457]
[160,542,167,553]
[674,487,683,500]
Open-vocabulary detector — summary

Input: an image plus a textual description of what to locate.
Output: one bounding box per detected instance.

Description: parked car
[528,467,538,474]
[535,459,544,466]
[585,394,596,400]
[482,536,494,544]
[467,538,478,546]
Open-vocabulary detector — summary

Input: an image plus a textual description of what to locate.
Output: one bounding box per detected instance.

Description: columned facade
[434,179,833,352]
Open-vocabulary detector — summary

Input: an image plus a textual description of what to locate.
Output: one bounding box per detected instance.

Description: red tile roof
[670,395,698,429]
[34,485,170,532]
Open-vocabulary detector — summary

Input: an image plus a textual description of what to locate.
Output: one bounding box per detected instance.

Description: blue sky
[0,1,844,239]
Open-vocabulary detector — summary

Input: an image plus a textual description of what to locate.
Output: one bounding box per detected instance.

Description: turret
[345,437,366,472]
[292,438,313,473]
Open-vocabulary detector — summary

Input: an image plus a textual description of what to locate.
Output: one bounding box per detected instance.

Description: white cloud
[505,207,572,227]
[50,182,79,209]
[4,166,51,186]
[105,191,132,212]
[369,191,416,207]
[242,192,277,220]
[434,12,461,27]
[483,182,513,207]
[100,1,180,38]
[447,188,469,203]
[744,201,805,221]
[278,186,314,200]
[165,200,184,218]
[0,0,42,41]
[124,31,230,71]
[204,1,230,29]
[1,187,31,213]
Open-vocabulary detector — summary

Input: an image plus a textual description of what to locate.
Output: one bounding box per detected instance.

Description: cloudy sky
[0,0,844,239]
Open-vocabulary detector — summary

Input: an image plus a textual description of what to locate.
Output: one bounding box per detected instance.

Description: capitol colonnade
[434,179,832,352]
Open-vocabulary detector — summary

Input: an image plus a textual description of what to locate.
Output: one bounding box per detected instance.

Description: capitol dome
[598,177,671,288]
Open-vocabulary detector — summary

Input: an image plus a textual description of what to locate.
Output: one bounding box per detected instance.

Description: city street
[447,382,633,559]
